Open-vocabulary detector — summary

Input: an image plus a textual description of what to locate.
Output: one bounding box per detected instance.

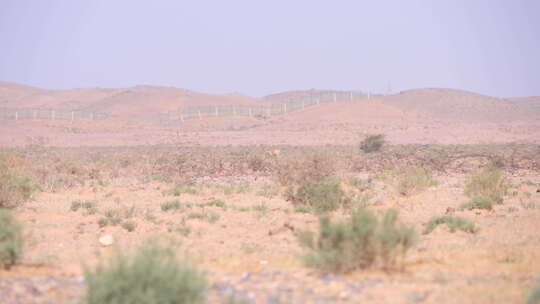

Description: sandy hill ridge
[0,82,260,118]
[381,88,540,122]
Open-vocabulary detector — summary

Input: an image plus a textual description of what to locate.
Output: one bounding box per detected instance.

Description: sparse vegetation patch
[464,165,507,204]
[0,209,23,270]
[297,208,416,272]
[424,216,478,234]
[81,242,206,304]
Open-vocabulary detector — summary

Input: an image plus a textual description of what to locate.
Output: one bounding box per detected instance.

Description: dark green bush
[424,216,478,234]
[0,209,23,269]
[359,134,386,153]
[285,178,345,213]
[81,242,206,304]
[297,208,416,272]
[459,196,494,211]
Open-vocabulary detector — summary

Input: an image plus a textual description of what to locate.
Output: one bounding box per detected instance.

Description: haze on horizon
[1,0,539,98]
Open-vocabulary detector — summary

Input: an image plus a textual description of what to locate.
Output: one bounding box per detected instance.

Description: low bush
[297,208,416,273]
[0,209,23,269]
[464,166,507,204]
[459,196,494,211]
[395,167,437,196]
[81,242,206,304]
[359,134,386,153]
[285,178,345,213]
[424,216,478,234]
[161,200,182,212]
[0,154,37,208]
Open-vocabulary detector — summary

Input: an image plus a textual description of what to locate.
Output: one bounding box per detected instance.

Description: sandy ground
[1,169,540,303]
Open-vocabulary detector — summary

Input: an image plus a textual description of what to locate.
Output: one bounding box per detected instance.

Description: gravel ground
[0,272,384,304]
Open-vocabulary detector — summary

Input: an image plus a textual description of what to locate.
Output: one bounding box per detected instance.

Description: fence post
[302,100,305,109]
[233,106,236,115]
[368,92,370,100]
[33,110,37,119]
[333,92,337,102]
[180,114,184,122]
[71,111,74,121]
[283,103,287,113]
[350,92,353,101]
[249,108,252,117]
[215,106,218,117]
[51,110,55,120]
[15,111,18,120]
[198,110,201,119]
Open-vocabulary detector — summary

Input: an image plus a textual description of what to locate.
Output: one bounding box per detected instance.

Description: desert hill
[0,82,259,118]
[380,88,540,122]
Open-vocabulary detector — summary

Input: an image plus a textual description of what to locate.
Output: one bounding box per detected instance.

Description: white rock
[99,234,114,246]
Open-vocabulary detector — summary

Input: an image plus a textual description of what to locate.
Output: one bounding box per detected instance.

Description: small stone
[99,234,114,246]
[260,260,268,265]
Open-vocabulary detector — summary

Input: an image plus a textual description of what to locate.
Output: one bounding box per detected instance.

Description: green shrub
[0,209,23,269]
[359,134,386,153]
[395,167,437,196]
[424,216,478,234]
[525,279,540,304]
[121,221,137,232]
[464,166,507,204]
[297,208,416,273]
[0,154,37,208]
[161,200,182,212]
[81,242,206,304]
[71,200,83,212]
[459,196,494,211]
[285,178,345,213]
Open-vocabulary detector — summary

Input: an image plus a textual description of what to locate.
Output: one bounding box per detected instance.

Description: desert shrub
[0,154,37,208]
[464,166,507,204]
[275,152,338,186]
[423,216,478,234]
[161,200,182,212]
[121,221,137,232]
[0,209,23,269]
[359,134,386,153]
[81,242,206,304]
[285,178,345,213]
[459,196,494,211]
[525,278,540,304]
[297,208,416,273]
[395,167,437,196]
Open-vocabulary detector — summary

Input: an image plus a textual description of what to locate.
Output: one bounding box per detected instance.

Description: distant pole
[198,110,202,119]
[333,93,337,102]
[15,111,18,120]
[90,112,94,120]
[249,107,252,117]
[215,106,218,117]
[71,111,74,121]
[33,110,37,119]
[368,92,371,100]
[51,110,56,120]
[233,106,236,115]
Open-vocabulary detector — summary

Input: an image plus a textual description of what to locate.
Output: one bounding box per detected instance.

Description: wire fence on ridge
[0,108,109,121]
[161,91,377,122]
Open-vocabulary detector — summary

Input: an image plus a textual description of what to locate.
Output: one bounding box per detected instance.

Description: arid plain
[1,81,540,303]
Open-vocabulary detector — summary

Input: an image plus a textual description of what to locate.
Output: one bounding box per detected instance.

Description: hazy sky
[1,1,539,97]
